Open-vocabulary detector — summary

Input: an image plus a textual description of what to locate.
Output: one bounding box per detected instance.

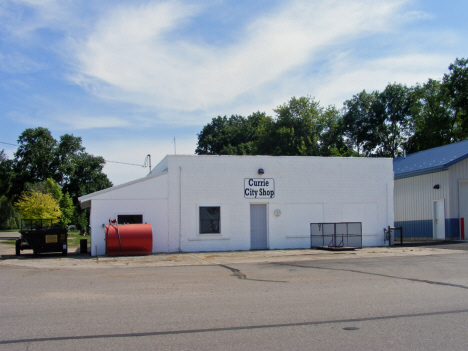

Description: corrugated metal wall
[448,158,468,219]
[394,171,449,238]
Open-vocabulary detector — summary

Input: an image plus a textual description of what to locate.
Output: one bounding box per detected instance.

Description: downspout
[179,166,182,252]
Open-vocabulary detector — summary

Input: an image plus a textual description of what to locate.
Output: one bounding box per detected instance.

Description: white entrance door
[250,204,268,249]
[433,200,445,240]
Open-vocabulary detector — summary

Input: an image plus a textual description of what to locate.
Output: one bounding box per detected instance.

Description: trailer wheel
[15,239,21,256]
[62,249,67,256]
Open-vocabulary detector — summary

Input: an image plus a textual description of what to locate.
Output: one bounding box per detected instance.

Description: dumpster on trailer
[16,219,68,256]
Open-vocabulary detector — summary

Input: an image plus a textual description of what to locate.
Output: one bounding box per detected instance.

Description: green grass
[67,232,90,247]
[0,229,20,245]
[1,229,90,247]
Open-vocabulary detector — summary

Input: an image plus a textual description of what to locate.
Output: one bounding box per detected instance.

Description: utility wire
[0,141,19,147]
[0,141,147,168]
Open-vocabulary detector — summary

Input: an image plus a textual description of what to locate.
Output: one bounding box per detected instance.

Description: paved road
[1,248,468,350]
[0,232,20,240]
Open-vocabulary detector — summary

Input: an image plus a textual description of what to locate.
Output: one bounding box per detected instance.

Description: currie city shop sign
[244,178,275,199]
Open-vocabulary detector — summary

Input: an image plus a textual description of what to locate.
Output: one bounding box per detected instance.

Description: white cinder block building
[79,155,394,256]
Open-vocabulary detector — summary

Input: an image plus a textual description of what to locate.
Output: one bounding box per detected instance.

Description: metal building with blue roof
[394,140,468,240]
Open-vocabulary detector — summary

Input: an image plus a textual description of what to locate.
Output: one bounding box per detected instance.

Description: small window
[118,215,143,224]
[199,207,220,234]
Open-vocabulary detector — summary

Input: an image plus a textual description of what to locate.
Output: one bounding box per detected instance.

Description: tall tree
[53,134,85,187]
[318,105,353,156]
[443,58,468,133]
[0,150,13,196]
[4,127,112,229]
[0,150,19,228]
[373,83,413,157]
[196,112,271,155]
[8,127,112,202]
[63,152,112,203]
[342,90,379,156]
[343,84,413,157]
[255,96,322,156]
[12,128,57,197]
[405,79,462,153]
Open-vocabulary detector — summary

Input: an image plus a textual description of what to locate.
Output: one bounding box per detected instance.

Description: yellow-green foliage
[15,190,62,220]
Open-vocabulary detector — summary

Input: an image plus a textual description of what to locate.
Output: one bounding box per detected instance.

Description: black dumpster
[16,219,68,256]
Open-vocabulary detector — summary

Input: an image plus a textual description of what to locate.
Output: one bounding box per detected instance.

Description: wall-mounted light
[258,168,264,175]
[433,184,440,189]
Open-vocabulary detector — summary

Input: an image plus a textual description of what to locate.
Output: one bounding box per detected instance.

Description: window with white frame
[199,206,221,234]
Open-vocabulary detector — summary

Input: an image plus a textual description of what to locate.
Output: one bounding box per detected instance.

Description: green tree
[53,134,86,186]
[42,178,74,227]
[12,128,57,198]
[255,96,323,156]
[405,79,463,153]
[59,192,74,227]
[0,150,13,197]
[15,190,62,220]
[4,127,112,231]
[0,196,20,229]
[9,128,112,202]
[343,84,413,157]
[373,83,414,157]
[0,151,18,229]
[63,152,112,203]
[443,58,468,132]
[317,105,353,156]
[196,112,271,155]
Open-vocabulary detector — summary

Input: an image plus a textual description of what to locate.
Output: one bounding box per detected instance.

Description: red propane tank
[105,223,153,256]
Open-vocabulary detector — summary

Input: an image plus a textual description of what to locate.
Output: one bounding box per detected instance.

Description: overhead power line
[0,141,20,147]
[0,140,147,168]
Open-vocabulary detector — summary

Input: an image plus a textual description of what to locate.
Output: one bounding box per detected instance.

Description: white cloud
[69,0,411,123]
[400,10,434,21]
[313,53,454,107]
[0,52,47,73]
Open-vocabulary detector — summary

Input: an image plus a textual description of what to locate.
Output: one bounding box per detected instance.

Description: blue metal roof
[394,140,468,179]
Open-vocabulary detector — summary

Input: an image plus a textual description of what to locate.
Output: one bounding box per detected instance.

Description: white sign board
[244,178,275,199]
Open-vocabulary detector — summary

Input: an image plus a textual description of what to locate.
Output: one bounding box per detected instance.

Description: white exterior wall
[81,155,394,256]
[86,173,169,256]
[166,155,393,251]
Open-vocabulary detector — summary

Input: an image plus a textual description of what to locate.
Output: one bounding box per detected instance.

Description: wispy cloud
[69,0,413,123]
[2,0,465,185]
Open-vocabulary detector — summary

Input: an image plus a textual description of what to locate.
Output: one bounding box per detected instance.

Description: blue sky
[1,0,467,186]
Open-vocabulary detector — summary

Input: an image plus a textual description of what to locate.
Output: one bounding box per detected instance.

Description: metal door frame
[250,203,269,250]
[432,199,445,240]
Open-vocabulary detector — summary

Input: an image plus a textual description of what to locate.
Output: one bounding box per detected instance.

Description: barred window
[118,215,143,224]
[199,207,220,234]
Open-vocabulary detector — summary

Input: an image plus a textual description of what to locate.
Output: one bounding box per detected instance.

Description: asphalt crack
[2,308,467,345]
[273,262,468,290]
[218,264,288,283]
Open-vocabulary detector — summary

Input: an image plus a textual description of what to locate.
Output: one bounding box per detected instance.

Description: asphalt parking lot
[1,240,468,350]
